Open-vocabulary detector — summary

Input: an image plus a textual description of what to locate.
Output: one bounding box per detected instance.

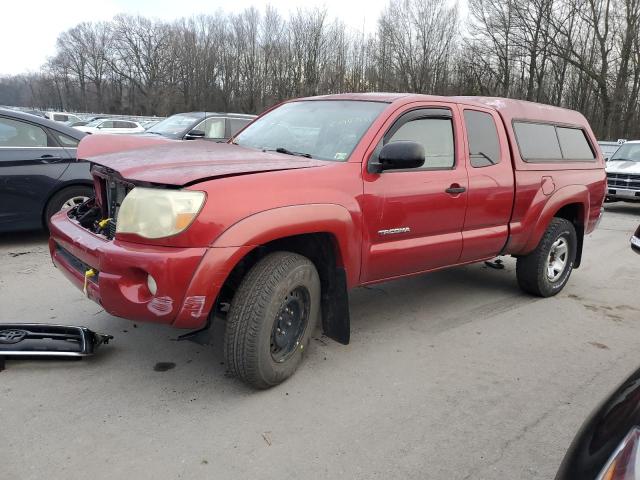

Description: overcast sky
[1,0,392,76]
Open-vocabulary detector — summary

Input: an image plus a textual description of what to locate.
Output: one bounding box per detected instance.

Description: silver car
[606,140,640,202]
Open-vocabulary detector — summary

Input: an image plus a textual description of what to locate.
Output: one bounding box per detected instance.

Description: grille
[607,172,640,191]
[105,177,131,220]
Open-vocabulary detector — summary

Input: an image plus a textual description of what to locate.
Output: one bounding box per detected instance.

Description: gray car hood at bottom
[77,134,330,186]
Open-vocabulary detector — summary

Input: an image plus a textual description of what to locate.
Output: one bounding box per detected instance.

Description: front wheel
[224,252,321,389]
[44,185,93,226]
[516,218,577,297]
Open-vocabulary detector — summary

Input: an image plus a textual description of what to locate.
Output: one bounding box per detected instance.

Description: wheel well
[554,203,585,268]
[42,182,94,226]
[218,232,350,344]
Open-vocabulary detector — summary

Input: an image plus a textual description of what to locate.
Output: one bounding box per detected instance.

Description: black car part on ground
[632,224,640,254]
[555,366,640,479]
[0,324,112,371]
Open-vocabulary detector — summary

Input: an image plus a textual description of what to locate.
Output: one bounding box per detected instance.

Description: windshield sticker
[334,152,347,160]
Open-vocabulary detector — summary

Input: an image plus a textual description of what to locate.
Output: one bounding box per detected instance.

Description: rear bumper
[49,210,250,328]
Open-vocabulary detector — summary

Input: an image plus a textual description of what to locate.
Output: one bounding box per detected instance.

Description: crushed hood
[606,160,640,175]
[77,134,329,186]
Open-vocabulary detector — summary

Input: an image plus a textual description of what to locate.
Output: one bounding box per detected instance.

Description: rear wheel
[224,252,321,389]
[516,218,577,297]
[44,185,93,226]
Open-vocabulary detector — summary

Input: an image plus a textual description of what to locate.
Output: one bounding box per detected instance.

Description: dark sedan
[144,112,256,141]
[0,108,92,233]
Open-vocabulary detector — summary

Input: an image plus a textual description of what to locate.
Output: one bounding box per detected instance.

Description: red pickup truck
[49,93,606,388]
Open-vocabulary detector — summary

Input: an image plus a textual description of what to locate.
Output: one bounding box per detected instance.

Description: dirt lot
[1,203,639,480]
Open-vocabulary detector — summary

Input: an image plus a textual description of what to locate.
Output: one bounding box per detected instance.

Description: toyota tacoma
[49,94,607,388]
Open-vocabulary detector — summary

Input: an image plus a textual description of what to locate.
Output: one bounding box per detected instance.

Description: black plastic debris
[0,324,112,371]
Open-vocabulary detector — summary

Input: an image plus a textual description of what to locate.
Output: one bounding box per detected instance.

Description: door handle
[39,154,63,163]
[445,185,466,194]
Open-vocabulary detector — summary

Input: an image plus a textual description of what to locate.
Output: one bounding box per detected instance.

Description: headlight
[596,427,640,480]
[116,187,205,239]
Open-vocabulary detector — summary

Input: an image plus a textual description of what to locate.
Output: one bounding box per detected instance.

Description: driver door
[361,103,469,282]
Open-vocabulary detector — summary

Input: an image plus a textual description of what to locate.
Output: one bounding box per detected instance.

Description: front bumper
[607,187,640,201]
[49,210,250,328]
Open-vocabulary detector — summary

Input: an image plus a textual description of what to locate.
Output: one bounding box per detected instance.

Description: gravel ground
[1,202,639,480]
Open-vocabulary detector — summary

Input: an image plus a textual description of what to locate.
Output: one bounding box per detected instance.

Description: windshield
[234,100,387,161]
[85,119,103,127]
[148,113,203,136]
[610,143,640,162]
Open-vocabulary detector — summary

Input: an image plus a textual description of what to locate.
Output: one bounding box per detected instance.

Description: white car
[75,118,146,135]
[605,140,640,202]
[45,111,82,124]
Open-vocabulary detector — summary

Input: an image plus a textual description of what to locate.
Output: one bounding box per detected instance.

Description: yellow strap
[98,218,112,229]
[83,268,96,295]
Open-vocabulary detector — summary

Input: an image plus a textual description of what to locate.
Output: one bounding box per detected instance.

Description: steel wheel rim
[61,196,89,211]
[270,286,310,363]
[546,236,569,282]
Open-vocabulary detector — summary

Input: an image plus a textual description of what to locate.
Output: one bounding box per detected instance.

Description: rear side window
[514,121,595,162]
[464,110,500,167]
[556,127,595,159]
[0,117,50,147]
[52,131,79,147]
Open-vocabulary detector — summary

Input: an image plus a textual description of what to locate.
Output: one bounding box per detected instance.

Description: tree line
[1,0,639,140]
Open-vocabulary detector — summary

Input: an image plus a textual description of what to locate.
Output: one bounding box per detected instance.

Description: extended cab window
[386,111,454,169]
[464,110,500,167]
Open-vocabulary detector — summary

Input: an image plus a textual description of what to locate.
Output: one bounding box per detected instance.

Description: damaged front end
[0,324,112,370]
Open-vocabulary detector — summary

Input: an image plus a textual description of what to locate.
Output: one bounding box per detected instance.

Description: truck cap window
[234,100,387,161]
[556,127,595,160]
[514,121,595,162]
[464,110,500,167]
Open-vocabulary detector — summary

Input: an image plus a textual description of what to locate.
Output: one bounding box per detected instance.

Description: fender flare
[521,185,589,254]
[212,203,362,287]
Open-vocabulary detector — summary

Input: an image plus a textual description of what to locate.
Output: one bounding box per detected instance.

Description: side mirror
[370,141,425,173]
[604,157,609,162]
[185,129,205,140]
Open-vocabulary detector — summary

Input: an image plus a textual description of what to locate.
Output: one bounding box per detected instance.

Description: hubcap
[546,237,569,282]
[271,287,310,363]
[61,196,89,211]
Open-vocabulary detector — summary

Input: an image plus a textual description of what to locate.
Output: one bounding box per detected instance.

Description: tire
[516,218,577,297]
[224,252,321,389]
[45,185,93,226]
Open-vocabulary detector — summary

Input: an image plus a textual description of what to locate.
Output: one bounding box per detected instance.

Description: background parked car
[144,112,256,141]
[598,140,625,160]
[605,140,640,202]
[45,111,82,124]
[0,108,92,233]
[75,118,145,134]
[66,120,89,128]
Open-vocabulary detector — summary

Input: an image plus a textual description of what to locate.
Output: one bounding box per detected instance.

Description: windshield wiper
[264,147,313,159]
